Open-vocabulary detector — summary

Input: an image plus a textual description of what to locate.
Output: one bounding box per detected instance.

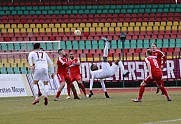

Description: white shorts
[101,62,118,77]
[33,68,49,82]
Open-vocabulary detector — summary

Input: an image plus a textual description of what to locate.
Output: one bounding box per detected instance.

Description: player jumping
[132,49,171,102]
[54,49,80,101]
[89,38,129,98]
[66,52,87,99]
[28,43,54,105]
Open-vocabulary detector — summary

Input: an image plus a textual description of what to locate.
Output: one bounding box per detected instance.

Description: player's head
[146,49,152,56]
[58,49,66,57]
[90,63,98,71]
[34,43,40,50]
[151,43,157,52]
[69,52,74,60]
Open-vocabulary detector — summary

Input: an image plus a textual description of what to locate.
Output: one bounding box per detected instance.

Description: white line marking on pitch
[143,118,181,124]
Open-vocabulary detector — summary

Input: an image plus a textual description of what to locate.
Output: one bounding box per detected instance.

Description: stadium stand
[0,0,181,74]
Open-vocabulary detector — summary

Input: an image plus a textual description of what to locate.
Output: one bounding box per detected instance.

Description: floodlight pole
[120,33,126,88]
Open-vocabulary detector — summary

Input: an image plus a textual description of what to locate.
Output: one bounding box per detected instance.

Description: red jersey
[69,58,80,74]
[152,50,166,68]
[145,56,162,76]
[57,57,71,74]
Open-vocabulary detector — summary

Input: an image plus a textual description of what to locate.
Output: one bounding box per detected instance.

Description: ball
[74,30,81,36]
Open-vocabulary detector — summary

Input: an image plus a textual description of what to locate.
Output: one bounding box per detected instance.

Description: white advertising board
[0,74,33,97]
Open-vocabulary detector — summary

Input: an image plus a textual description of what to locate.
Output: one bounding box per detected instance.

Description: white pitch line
[143,118,181,124]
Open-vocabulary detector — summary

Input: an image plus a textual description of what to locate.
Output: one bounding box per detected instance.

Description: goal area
[0,41,60,74]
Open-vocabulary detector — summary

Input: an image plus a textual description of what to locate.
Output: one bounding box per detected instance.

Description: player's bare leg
[66,83,71,99]
[32,80,40,105]
[54,82,65,101]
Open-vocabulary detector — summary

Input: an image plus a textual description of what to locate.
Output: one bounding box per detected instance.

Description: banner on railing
[80,59,181,82]
[0,74,32,97]
[26,74,80,96]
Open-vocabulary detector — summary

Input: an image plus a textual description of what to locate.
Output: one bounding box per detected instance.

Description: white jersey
[28,50,54,73]
[90,62,118,85]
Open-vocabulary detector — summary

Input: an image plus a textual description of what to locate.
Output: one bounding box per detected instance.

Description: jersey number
[36,52,43,59]
[153,59,159,68]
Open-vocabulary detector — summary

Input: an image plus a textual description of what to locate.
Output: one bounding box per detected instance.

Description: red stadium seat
[168,48,174,52]
[30,37,36,41]
[90,49,95,54]
[77,50,82,54]
[75,36,81,41]
[37,37,43,41]
[56,37,61,41]
[129,49,135,53]
[161,48,167,52]
[83,49,89,54]
[17,37,23,41]
[0,37,4,42]
[24,37,29,41]
[43,37,49,41]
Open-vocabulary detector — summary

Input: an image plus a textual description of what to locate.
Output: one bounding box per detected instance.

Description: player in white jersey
[28,43,54,105]
[89,38,129,98]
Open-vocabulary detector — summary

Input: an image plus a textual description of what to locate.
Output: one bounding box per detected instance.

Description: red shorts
[70,73,82,82]
[144,72,162,85]
[57,73,72,84]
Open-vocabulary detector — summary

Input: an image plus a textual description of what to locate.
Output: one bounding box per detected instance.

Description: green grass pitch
[0,91,181,124]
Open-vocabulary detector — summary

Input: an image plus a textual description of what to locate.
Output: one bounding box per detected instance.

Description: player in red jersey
[151,43,167,94]
[66,52,87,99]
[54,49,79,101]
[132,49,171,102]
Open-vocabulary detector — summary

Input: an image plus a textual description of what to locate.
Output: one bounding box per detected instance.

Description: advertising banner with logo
[0,74,32,97]
[80,59,181,82]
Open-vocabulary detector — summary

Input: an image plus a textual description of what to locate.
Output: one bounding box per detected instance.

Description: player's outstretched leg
[117,61,129,77]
